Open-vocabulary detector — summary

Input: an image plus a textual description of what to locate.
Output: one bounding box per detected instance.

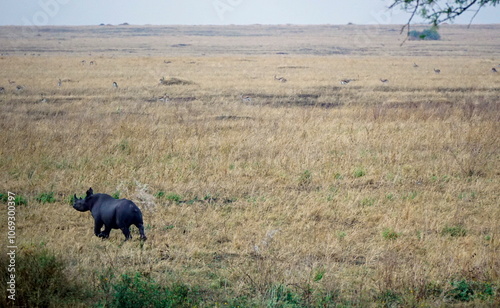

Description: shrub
[111,273,163,308]
[313,268,326,282]
[353,168,366,178]
[446,279,494,302]
[1,193,27,205]
[35,192,56,204]
[155,191,183,203]
[409,27,441,40]
[0,246,87,307]
[441,225,467,237]
[382,228,400,240]
[165,193,183,203]
[109,273,200,308]
[155,191,166,198]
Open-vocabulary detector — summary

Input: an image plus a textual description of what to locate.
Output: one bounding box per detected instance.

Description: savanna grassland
[0,24,499,307]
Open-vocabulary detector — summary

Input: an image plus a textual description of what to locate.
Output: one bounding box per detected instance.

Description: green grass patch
[441,225,467,237]
[0,245,89,307]
[108,272,201,308]
[446,279,494,302]
[35,192,56,204]
[382,228,400,240]
[353,168,366,178]
[1,192,28,205]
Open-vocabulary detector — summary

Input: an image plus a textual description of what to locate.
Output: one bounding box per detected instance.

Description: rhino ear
[86,187,93,197]
[73,194,78,201]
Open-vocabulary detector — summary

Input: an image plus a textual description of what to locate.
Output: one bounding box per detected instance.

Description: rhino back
[91,195,142,228]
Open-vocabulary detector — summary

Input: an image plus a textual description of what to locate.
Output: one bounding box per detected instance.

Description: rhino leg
[98,225,112,239]
[136,223,147,241]
[94,221,104,237]
[120,227,132,240]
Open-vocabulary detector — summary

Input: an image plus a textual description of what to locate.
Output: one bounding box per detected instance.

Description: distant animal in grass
[413,62,419,68]
[380,78,389,84]
[157,94,169,102]
[492,67,497,73]
[434,68,441,74]
[0,87,4,93]
[274,75,287,83]
[340,79,352,85]
[241,95,252,102]
[112,81,118,88]
[72,187,147,241]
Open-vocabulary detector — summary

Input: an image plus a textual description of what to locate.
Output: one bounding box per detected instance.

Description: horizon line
[1,22,499,27]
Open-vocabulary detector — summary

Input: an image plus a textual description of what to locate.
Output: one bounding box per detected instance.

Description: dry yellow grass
[0,25,499,306]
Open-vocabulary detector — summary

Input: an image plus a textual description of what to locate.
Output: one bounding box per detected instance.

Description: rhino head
[72,187,93,212]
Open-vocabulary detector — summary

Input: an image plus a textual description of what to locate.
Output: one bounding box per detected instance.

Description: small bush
[353,168,366,178]
[0,246,87,307]
[16,195,28,205]
[409,27,441,40]
[109,272,200,308]
[166,193,182,203]
[382,228,400,240]
[313,268,326,282]
[446,279,494,302]
[441,225,467,237]
[111,273,163,308]
[1,193,28,205]
[155,191,183,203]
[35,192,56,204]
[155,191,166,198]
[337,231,347,240]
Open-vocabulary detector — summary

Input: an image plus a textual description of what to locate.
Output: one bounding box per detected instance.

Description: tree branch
[467,3,485,28]
[388,0,499,44]
[399,0,420,45]
[436,0,479,24]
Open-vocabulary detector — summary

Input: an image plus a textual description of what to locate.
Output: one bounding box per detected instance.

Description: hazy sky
[1,0,499,26]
